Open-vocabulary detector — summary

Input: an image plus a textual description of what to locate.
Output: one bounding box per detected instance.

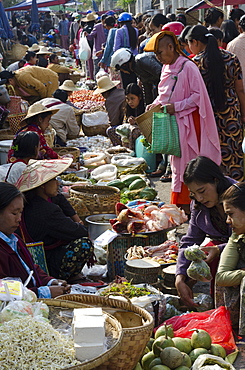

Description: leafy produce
[119,162,148,175]
[185,245,212,282]
[139,187,157,201]
[99,282,151,299]
[60,173,82,182]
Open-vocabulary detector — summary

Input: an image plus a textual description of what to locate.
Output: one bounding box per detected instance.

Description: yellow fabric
[14,66,59,99]
[47,63,72,74]
[144,30,189,59]
[216,233,245,286]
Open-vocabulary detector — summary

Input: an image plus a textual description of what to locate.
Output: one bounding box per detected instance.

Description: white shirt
[0,162,26,184]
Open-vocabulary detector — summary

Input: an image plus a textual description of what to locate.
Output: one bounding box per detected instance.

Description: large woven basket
[54,146,80,162]
[135,104,162,143]
[39,298,123,370]
[7,43,28,61]
[82,123,109,137]
[56,294,154,370]
[8,112,27,134]
[69,185,120,214]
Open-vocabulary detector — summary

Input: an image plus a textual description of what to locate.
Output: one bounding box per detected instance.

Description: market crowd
[1,6,245,336]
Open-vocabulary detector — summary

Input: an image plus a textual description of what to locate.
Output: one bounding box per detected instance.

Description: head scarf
[144,30,189,59]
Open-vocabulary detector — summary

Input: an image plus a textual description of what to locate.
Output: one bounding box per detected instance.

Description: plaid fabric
[26,241,49,274]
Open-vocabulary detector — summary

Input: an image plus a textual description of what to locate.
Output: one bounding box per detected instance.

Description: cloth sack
[151,106,181,157]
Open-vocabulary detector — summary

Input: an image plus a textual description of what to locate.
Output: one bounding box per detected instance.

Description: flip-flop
[149,170,165,178]
[160,173,172,182]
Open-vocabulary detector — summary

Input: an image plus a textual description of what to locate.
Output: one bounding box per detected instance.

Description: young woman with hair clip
[23,51,37,67]
[175,156,235,307]
[204,7,224,28]
[187,24,245,181]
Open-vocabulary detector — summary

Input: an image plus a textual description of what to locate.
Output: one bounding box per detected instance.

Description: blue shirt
[0,232,52,298]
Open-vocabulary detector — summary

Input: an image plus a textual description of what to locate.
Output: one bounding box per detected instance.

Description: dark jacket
[19,194,88,249]
[134,53,162,86]
[0,236,53,294]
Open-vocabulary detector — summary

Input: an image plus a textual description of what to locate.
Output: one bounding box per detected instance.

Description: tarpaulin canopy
[186,0,245,12]
[5,0,73,11]
[0,0,13,39]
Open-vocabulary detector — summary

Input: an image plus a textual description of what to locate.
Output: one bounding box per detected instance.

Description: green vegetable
[100,282,151,298]
[129,178,147,191]
[139,187,157,201]
[107,180,125,190]
[122,175,142,187]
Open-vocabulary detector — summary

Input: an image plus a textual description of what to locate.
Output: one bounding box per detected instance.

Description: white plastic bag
[192,354,235,370]
[82,111,109,127]
[111,154,146,167]
[90,164,117,181]
[79,33,91,61]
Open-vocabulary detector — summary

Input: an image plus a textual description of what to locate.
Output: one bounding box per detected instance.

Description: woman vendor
[16,158,93,284]
[216,182,245,334]
[0,182,71,298]
[8,103,59,161]
[144,31,221,214]
[0,131,40,184]
[175,156,235,307]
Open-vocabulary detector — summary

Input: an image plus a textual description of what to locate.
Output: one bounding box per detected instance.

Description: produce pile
[126,240,179,264]
[99,281,151,299]
[0,317,80,369]
[138,326,233,370]
[107,175,157,203]
[67,135,112,152]
[70,90,105,111]
[110,202,187,234]
[185,245,212,282]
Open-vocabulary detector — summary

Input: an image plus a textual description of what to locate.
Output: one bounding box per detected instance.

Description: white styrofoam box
[75,342,105,362]
[74,307,103,320]
[73,315,105,343]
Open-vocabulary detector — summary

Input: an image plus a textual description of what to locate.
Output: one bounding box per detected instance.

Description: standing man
[59,13,70,50]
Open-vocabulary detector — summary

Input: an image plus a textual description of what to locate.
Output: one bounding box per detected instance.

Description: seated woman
[23,51,37,67]
[0,131,40,184]
[8,103,59,161]
[0,182,71,298]
[175,156,235,307]
[120,83,145,150]
[216,182,245,334]
[39,89,80,147]
[16,158,93,284]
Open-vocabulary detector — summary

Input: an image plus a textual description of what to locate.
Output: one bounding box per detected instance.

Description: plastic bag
[164,306,237,354]
[192,354,236,370]
[95,67,108,80]
[0,300,33,322]
[187,259,212,282]
[82,111,109,127]
[111,154,146,167]
[79,33,91,61]
[184,244,207,261]
[90,164,117,181]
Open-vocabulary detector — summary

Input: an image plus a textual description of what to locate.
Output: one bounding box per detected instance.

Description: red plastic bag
[161,306,237,354]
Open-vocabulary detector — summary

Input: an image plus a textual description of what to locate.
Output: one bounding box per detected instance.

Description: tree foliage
[116,0,135,11]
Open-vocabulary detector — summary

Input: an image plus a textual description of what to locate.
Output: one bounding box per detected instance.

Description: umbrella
[30,0,41,33]
[5,0,71,11]
[0,0,13,39]
[92,0,98,12]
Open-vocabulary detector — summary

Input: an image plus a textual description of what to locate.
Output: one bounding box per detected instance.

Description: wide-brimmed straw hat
[21,103,60,123]
[16,158,73,192]
[37,46,52,55]
[28,43,40,52]
[59,80,78,91]
[93,75,120,94]
[81,12,98,22]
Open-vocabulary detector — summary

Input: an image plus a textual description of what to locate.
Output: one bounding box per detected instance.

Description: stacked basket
[56,294,154,370]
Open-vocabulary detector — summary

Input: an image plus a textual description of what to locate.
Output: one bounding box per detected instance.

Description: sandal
[160,173,172,182]
[150,169,165,178]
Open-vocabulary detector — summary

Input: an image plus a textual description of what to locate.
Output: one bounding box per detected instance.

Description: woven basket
[82,123,109,137]
[39,298,123,370]
[0,128,14,141]
[8,112,27,134]
[7,43,28,61]
[135,104,162,143]
[124,268,159,284]
[69,185,120,215]
[54,146,80,162]
[56,294,154,370]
